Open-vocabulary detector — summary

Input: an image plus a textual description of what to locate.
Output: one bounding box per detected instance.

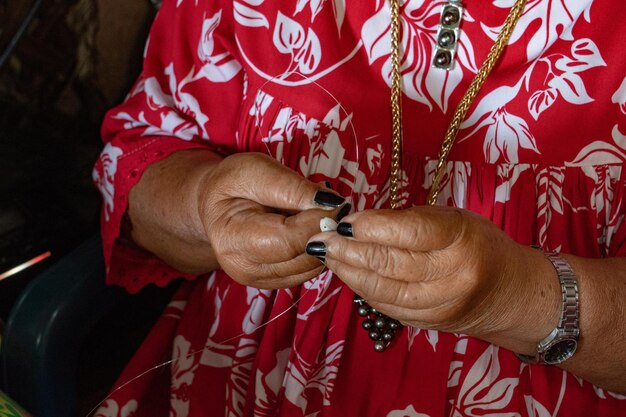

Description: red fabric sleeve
[92,0,243,293]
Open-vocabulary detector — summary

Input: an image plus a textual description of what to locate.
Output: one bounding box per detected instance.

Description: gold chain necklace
[356,0,528,352]
[390,0,528,206]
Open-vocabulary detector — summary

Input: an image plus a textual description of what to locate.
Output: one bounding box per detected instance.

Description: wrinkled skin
[199,153,340,288]
[130,151,342,289]
[308,206,549,339]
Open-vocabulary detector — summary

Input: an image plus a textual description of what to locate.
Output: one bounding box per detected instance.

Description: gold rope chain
[388,0,528,208]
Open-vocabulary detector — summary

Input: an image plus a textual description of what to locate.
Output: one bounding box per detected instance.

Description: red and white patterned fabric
[92,0,626,415]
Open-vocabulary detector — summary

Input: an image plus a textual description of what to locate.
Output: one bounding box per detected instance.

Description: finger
[336,206,465,251]
[211,203,333,265]
[257,208,338,262]
[326,256,459,330]
[364,300,448,329]
[259,253,326,288]
[213,153,347,212]
[224,252,324,289]
[325,256,448,310]
[309,232,434,282]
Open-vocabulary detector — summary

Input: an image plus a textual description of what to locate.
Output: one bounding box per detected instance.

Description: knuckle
[395,281,416,307]
[360,271,379,296]
[290,178,314,208]
[365,245,398,277]
[448,208,468,245]
[364,245,384,271]
[263,262,281,280]
[422,250,444,281]
[370,275,386,300]
[280,230,308,260]
[222,257,255,285]
[396,211,418,240]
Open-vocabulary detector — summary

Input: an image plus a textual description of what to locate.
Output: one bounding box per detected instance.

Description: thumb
[213,153,347,212]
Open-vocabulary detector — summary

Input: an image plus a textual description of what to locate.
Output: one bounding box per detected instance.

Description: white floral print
[93,0,626,415]
[451,347,519,417]
[362,0,478,113]
[92,143,123,222]
[612,76,626,115]
[95,399,138,417]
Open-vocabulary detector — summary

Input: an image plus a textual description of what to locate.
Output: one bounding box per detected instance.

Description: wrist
[128,149,222,272]
[193,153,225,241]
[516,250,580,364]
[482,244,562,356]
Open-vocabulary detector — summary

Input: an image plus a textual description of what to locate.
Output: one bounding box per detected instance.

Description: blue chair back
[1,235,124,417]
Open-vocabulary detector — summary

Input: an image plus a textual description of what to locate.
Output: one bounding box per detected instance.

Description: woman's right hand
[196,152,344,289]
[130,150,344,289]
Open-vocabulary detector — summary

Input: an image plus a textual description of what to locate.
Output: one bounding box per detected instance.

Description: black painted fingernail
[314,191,345,209]
[315,256,326,264]
[306,241,327,257]
[325,181,333,189]
[336,222,353,237]
[336,203,352,222]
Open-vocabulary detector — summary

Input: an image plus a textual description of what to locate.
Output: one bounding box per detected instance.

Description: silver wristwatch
[517,251,580,365]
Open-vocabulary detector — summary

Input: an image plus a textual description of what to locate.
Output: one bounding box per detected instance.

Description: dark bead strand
[354,296,403,352]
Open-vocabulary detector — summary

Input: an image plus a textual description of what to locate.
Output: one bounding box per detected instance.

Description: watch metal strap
[517,250,580,364]
[544,251,580,339]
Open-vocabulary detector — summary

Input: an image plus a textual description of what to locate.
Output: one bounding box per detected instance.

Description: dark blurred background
[0,0,165,412]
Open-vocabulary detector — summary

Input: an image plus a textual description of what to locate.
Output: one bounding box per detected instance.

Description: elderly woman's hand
[198,152,346,289]
[305,206,559,344]
[130,150,348,290]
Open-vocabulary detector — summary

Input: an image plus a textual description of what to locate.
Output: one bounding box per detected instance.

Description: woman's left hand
[306,206,557,342]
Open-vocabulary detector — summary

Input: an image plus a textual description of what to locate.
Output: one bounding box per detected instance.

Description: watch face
[544,339,577,364]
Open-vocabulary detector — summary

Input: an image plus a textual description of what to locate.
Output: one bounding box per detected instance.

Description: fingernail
[325,181,333,189]
[314,191,345,209]
[320,217,338,232]
[336,222,353,237]
[315,256,326,264]
[336,203,352,222]
[306,241,327,257]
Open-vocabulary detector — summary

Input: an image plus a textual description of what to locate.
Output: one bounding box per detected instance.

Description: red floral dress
[92,0,626,416]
